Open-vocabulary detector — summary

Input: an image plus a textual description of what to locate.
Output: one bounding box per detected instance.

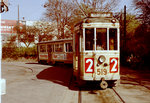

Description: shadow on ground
[36,64,73,86]
[36,64,104,91]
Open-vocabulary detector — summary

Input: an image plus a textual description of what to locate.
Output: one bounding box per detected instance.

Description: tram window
[96,28,107,50]
[40,45,46,52]
[55,44,63,52]
[85,28,94,50]
[66,43,73,52]
[109,28,117,50]
[47,45,53,52]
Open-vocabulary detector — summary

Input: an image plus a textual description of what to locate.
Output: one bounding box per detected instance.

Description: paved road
[2,62,77,103]
[2,62,150,103]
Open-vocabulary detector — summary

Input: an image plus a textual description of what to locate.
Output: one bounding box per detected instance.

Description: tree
[112,12,140,40]
[132,0,150,67]
[33,21,55,41]
[133,0,150,25]
[19,25,36,48]
[44,0,119,39]
[77,0,118,13]
[44,0,75,39]
[69,0,119,27]
[2,35,18,59]
[114,11,143,66]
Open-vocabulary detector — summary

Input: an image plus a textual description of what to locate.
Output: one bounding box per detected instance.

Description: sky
[1,0,133,21]
[1,0,47,21]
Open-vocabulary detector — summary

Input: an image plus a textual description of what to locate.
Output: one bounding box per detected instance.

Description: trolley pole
[124,5,126,49]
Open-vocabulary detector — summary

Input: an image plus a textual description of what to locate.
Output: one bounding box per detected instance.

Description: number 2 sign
[85,58,94,73]
[110,58,118,73]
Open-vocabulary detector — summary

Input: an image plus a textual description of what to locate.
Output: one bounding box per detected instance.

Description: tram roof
[37,38,73,44]
[75,17,119,26]
[75,12,119,26]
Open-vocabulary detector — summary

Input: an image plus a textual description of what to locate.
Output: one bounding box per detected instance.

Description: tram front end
[73,12,120,89]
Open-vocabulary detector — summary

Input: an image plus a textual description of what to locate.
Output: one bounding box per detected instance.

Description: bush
[2,45,37,60]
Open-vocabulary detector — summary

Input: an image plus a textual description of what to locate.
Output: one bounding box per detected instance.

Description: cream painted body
[73,21,120,81]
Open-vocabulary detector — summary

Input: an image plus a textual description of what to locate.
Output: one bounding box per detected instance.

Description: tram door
[47,44,53,63]
[76,33,81,77]
[73,28,81,78]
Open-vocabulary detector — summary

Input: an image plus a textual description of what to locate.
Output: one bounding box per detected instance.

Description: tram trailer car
[73,12,120,89]
[37,39,73,64]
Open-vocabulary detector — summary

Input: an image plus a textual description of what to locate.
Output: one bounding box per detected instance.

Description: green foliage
[126,14,140,37]
[2,45,17,59]
[115,12,144,67]
[2,45,37,60]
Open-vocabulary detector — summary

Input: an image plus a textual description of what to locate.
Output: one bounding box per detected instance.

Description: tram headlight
[98,55,106,64]
[111,19,116,23]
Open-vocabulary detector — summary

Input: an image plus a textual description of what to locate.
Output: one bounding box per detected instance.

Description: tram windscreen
[109,28,117,50]
[96,28,107,50]
[85,28,94,50]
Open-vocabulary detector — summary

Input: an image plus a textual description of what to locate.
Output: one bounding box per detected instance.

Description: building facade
[1,19,37,47]
[1,20,18,45]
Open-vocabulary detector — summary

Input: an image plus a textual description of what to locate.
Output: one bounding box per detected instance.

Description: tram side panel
[51,52,73,63]
[51,42,73,64]
[38,41,73,64]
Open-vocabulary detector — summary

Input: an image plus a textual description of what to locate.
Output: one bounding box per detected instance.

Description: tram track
[96,87,125,103]
[112,87,125,103]
[78,88,82,103]
[77,86,125,103]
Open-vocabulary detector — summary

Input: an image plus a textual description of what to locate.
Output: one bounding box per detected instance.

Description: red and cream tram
[37,12,120,89]
[73,12,120,89]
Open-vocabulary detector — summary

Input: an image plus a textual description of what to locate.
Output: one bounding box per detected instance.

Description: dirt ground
[120,66,150,89]
[114,66,150,103]
[2,57,37,62]
[1,60,150,103]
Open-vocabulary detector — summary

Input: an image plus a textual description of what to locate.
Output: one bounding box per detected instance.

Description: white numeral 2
[86,59,93,72]
[111,59,117,72]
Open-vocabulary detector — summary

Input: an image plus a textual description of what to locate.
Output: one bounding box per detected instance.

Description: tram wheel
[100,80,108,89]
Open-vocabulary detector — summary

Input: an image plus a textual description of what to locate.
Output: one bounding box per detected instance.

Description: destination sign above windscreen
[89,12,113,18]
